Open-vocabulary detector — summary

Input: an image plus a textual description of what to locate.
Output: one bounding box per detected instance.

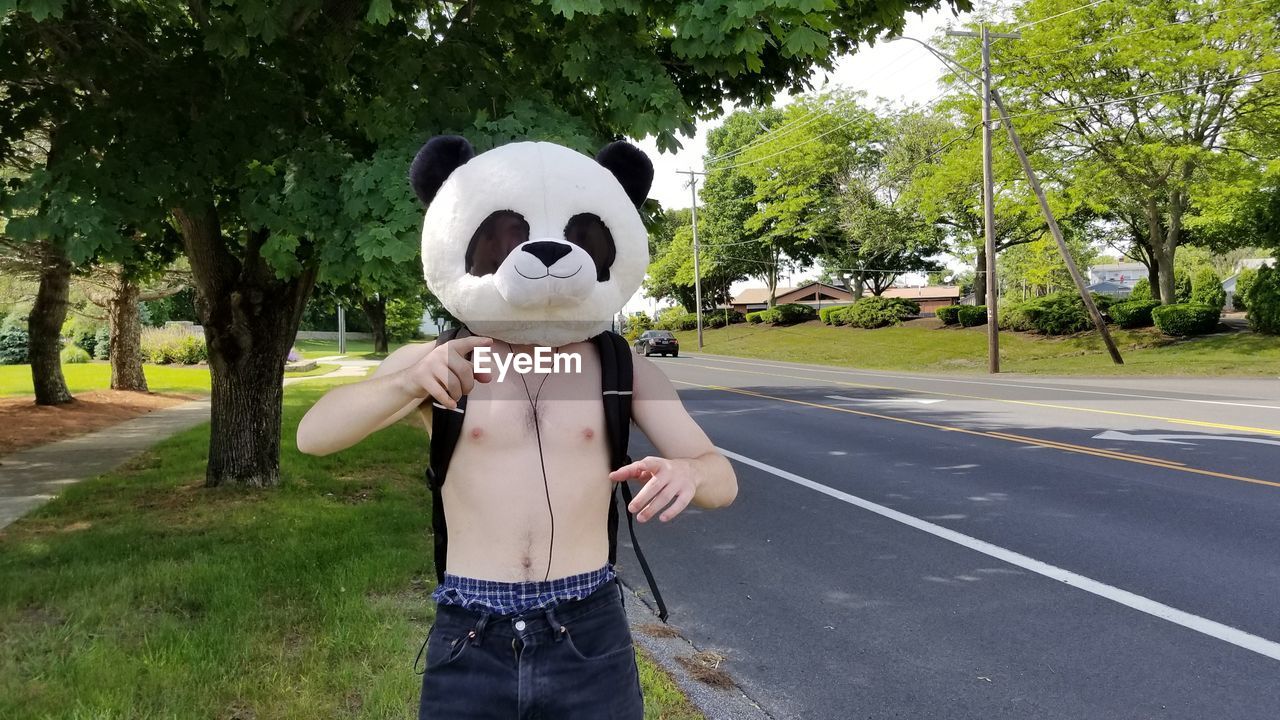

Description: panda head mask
[411,136,653,347]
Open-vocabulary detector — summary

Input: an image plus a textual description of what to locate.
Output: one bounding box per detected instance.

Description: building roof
[881,286,962,300]
[1089,262,1147,272]
[1086,281,1129,293]
[731,287,795,305]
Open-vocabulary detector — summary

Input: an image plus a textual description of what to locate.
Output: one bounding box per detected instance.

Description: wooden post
[980,25,1000,373]
[991,89,1124,365]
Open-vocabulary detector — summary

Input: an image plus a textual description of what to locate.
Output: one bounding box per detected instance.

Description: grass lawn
[0,361,212,397]
[0,376,703,720]
[671,319,1280,376]
[285,362,342,378]
[293,339,433,361]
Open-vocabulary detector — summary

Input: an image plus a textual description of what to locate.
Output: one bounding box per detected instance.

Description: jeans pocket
[561,605,634,662]
[424,622,473,671]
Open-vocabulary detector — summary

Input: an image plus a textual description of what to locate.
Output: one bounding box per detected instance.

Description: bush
[957,305,988,327]
[1233,267,1258,312]
[1245,264,1280,335]
[93,326,111,360]
[1174,269,1193,303]
[746,311,765,324]
[998,300,1035,332]
[818,305,852,325]
[60,344,91,363]
[1130,277,1152,301]
[62,317,104,358]
[769,303,816,325]
[1108,300,1160,329]
[1152,303,1220,337]
[838,297,920,329]
[936,305,962,325]
[1190,267,1226,311]
[0,325,29,365]
[1020,292,1092,335]
[141,326,208,364]
[386,296,427,342]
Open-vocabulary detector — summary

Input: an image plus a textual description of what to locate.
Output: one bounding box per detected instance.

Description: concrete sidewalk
[0,399,212,530]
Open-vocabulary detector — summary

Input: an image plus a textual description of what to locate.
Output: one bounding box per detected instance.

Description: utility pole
[944,25,1018,373]
[679,170,705,350]
[991,88,1124,365]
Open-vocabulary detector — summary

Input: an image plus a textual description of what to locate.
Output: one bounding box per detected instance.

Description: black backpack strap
[595,331,669,622]
[426,325,471,584]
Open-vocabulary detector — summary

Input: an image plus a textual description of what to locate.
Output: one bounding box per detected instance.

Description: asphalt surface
[615,352,1280,720]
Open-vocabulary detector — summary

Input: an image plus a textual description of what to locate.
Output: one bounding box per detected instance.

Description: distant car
[633,330,679,357]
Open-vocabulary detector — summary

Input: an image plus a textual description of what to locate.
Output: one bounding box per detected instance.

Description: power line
[704,45,942,168]
[999,68,1280,121]
[1012,0,1109,32]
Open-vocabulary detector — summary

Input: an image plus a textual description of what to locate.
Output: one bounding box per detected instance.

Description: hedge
[1190,267,1226,311]
[1108,300,1160,329]
[1233,267,1258,311]
[1020,292,1092,335]
[819,305,852,325]
[746,311,766,324]
[769,303,817,325]
[60,344,91,363]
[957,305,987,327]
[998,301,1035,332]
[140,326,208,364]
[1152,303,1220,337]
[936,305,962,325]
[1245,264,1280,335]
[837,297,920,329]
[705,310,745,328]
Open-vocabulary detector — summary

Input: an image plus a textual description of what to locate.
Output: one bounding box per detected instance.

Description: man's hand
[403,335,494,410]
[609,456,700,523]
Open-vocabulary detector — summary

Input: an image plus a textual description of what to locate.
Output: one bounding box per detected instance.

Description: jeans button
[514,620,526,631]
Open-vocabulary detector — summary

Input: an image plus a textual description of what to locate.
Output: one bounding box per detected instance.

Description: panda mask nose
[522,241,573,267]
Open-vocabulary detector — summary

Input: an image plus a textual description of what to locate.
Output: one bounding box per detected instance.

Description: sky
[622,6,975,315]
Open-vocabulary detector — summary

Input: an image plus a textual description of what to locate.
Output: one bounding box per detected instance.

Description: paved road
[616,353,1280,720]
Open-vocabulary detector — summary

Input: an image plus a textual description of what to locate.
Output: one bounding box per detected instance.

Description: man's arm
[608,354,737,523]
[295,335,491,456]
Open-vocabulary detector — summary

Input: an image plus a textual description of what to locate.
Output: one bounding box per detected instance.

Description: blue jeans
[417,577,644,719]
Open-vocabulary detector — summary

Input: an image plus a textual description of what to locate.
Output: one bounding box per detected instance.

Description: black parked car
[633,330,679,357]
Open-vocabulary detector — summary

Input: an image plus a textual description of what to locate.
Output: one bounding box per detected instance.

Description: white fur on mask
[420,142,648,346]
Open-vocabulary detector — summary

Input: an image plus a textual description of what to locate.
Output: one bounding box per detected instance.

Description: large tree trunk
[851,271,865,300]
[361,294,388,354]
[175,204,319,488]
[29,239,73,406]
[108,276,148,391]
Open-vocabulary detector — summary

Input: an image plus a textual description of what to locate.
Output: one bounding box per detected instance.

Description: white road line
[681,354,1280,411]
[718,447,1280,664]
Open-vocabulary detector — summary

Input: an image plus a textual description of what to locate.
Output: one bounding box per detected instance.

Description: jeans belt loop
[470,612,490,646]
[544,604,567,642]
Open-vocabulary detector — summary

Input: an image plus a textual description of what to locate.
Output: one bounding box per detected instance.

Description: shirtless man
[296,137,737,718]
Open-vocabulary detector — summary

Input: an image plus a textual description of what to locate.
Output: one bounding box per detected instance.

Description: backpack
[424,325,669,621]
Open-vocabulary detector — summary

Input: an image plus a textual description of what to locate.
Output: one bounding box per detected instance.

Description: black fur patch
[409,135,475,206]
[594,141,653,209]
[466,210,530,276]
[563,213,616,281]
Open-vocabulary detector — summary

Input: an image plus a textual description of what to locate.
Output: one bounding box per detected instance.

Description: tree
[3,0,973,487]
[989,0,1280,304]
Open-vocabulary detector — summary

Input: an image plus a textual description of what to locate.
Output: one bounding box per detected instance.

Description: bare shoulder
[631,353,678,401]
[370,339,436,378]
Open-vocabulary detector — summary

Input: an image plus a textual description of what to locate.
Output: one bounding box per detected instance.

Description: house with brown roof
[730,281,961,315]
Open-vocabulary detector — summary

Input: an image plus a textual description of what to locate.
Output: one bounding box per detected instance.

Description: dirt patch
[636,622,682,639]
[675,650,734,689]
[0,389,206,456]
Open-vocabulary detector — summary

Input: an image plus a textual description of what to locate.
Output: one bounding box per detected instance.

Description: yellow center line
[671,356,1280,437]
[672,379,1280,491]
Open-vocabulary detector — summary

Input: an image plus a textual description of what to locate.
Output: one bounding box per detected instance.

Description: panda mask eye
[563,213,615,282]
[466,210,530,276]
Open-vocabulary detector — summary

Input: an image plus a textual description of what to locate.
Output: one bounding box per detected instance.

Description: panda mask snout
[494,238,597,308]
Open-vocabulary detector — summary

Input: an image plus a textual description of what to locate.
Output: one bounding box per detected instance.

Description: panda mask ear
[409,135,476,206]
[595,141,653,209]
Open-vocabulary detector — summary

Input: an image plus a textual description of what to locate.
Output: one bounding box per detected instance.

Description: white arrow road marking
[1094,430,1280,447]
[826,394,945,406]
[718,447,1280,664]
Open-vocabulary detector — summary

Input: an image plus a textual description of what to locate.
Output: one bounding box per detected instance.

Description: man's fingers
[658,490,694,522]
[627,474,669,515]
[448,335,493,356]
[637,484,680,522]
[608,457,661,483]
